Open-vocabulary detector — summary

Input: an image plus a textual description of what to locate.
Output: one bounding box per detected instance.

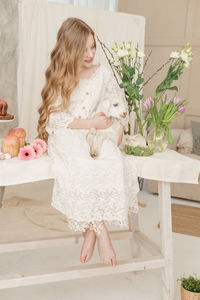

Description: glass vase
[150,128,168,153]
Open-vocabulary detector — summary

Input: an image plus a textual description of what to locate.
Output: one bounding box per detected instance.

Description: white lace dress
[46,64,139,234]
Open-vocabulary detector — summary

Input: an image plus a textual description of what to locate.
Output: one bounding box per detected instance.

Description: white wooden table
[0,149,199,300]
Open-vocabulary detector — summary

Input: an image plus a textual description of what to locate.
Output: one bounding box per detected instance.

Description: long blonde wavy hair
[37,18,96,143]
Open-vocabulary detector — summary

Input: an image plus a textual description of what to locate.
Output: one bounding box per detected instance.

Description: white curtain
[48,0,118,11]
[18,0,49,141]
[18,0,145,141]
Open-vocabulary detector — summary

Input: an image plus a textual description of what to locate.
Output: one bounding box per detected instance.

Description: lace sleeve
[102,68,129,130]
[45,90,75,135]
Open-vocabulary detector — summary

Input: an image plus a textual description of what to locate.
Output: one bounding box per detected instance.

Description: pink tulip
[166,98,171,104]
[143,102,148,109]
[178,105,185,113]
[173,97,181,105]
[144,97,154,109]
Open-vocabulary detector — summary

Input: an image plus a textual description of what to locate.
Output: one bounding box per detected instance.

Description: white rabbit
[86,99,127,158]
[124,133,147,148]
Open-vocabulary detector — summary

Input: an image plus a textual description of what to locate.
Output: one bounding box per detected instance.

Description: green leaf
[168,86,178,91]
[146,118,152,131]
[121,64,134,80]
[129,66,135,77]
[133,106,139,112]
[167,130,173,144]
[126,85,135,97]
[126,97,132,103]
[156,84,178,94]
[136,74,144,85]
[122,73,129,82]
[132,84,140,100]
[120,82,129,88]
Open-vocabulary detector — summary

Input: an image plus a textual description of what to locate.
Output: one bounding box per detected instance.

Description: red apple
[8,127,26,148]
[1,135,19,157]
[8,128,16,135]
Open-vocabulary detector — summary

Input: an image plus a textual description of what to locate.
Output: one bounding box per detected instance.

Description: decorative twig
[96,35,120,85]
[134,43,139,69]
[140,57,172,91]
[143,49,152,70]
[96,35,114,59]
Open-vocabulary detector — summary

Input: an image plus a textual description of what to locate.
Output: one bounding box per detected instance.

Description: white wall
[0,0,19,137]
[118,0,200,128]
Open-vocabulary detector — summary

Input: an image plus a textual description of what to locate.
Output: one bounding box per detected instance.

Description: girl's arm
[67,112,113,130]
[67,117,94,129]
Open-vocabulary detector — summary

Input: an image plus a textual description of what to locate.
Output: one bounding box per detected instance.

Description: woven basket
[181,285,200,300]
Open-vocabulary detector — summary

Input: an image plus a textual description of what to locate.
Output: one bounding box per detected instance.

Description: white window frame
[48,0,118,11]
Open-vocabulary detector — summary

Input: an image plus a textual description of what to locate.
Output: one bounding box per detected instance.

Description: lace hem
[67,207,137,235]
[51,183,139,235]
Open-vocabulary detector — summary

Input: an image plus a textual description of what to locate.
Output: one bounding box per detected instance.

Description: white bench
[0,150,200,300]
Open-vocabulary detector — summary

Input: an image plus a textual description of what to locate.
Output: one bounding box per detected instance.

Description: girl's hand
[91,112,113,129]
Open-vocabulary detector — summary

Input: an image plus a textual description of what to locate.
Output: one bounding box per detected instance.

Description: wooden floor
[172,204,200,237]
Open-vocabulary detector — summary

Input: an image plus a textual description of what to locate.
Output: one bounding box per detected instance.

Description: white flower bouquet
[98,37,194,153]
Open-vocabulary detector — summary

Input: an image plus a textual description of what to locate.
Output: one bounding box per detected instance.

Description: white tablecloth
[124,149,200,184]
[0,149,200,186]
[0,155,54,186]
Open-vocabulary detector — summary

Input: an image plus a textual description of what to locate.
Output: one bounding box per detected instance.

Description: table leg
[158,181,174,300]
[0,186,5,208]
[128,212,140,258]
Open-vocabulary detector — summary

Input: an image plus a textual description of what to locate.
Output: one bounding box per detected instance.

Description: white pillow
[177,128,193,154]
[168,129,183,150]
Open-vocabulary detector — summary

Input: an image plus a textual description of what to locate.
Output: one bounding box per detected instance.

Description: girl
[38,18,139,267]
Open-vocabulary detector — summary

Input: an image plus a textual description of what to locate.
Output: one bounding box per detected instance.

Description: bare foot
[80,228,96,263]
[95,221,117,267]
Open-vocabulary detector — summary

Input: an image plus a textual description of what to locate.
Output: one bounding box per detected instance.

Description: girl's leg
[80,223,97,263]
[95,221,117,267]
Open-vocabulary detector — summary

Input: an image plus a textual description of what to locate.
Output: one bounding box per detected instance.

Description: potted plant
[178,275,200,300]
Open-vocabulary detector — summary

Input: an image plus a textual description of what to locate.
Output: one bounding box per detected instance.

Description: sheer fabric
[48,0,118,11]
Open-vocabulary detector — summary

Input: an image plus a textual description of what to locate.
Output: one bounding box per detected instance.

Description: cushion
[187,153,200,161]
[168,128,183,150]
[191,121,200,156]
[176,128,193,154]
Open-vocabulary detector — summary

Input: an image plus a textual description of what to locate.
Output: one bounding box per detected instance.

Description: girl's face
[82,33,96,68]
